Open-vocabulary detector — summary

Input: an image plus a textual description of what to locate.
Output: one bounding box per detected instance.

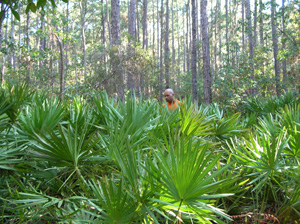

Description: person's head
[163,88,175,103]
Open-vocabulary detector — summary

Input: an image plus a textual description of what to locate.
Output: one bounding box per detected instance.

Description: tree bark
[242,0,245,52]
[80,0,87,83]
[186,1,190,73]
[201,0,212,103]
[18,3,21,82]
[253,0,258,47]
[271,0,281,96]
[259,0,264,47]
[191,0,197,102]
[128,0,136,94]
[111,0,124,101]
[54,33,64,101]
[142,0,148,49]
[281,0,287,91]
[171,0,175,82]
[0,8,6,84]
[26,12,30,84]
[159,0,164,101]
[10,11,15,71]
[40,10,45,67]
[246,0,255,95]
[225,0,229,60]
[164,0,170,87]
[65,1,69,67]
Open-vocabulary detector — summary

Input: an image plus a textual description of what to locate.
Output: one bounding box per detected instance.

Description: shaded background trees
[0,0,299,104]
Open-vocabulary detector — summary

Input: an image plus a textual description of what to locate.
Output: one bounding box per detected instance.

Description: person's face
[164,91,174,103]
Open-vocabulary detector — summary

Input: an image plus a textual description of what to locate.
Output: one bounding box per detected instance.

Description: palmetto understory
[0,84,299,223]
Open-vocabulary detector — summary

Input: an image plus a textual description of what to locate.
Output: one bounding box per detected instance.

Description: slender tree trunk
[0,4,4,45]
[36,17,39,70]
[74,45,78,94]
[136,5,140,43]
[183,14,186,74]
[128,0,136,93]
[18,3,21,82]
[141,0,148,95]
[282,0,287,91]
[11,12,15,71]
[214,0,217,73]
[165,0,170,87]
[271,0,281,96]
[242,0,245,52]
[80,0,87,83]
[40,10,45,67]
[0,8,5,84]
[171,0,175,85]
[142,0,148,49]
[65,1,69,67]
[201,0,212,103]
[54,33,64,101]
[246,0,255,95]
[191,0,197,102]
[218,0,222,65]
[259,0,265,95]
[253,0,258,47]
[106,0,111,48]
[225,0,229,60]
[159,0,164,100]
[259,0,263,47]
[26,12,30,84]
[186,1,190,73]
[111,0,124,101]
[196,0,201,79]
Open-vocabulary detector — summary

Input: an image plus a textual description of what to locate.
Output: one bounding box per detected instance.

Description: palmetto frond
[152,136,233,223]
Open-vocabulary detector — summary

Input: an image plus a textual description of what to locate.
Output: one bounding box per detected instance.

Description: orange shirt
[163,100,180,111]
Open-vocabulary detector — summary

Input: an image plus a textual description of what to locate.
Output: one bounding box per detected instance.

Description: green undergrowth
[0,83,299,223]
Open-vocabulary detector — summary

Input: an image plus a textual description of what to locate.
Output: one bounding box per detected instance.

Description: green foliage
[1,86,300,223]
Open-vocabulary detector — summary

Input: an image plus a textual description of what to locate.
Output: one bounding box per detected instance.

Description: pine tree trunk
[54,33,64,101]
[106,0,111,48]
[214,0,217,73]
[271,0,281,96]
[201,0,212,103]
[164,0,170,87]
[40,11,45,67]
[0,4,4,45]
[191,0,197,102]
[142,0,148,49]
[18,3,21,83]
[246,0,255,95]
[26,12,30,84]
[186,1,190,73]
[141,0,148,95]
[282,0,287,91]
[171,0,175,82]
[159,0,164,100]
[253,0,258,47]
[111,0,124,101]
[11,12,15,71]
[259,0,263,46]
[80,0,87,83]
[225,0,229,60]
[0,8,5,84]
[65,2,69,67]
[128,0,136,93]
[242,0,245,52]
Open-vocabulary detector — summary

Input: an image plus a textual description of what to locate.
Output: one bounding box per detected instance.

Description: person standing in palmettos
[163,88,180,111]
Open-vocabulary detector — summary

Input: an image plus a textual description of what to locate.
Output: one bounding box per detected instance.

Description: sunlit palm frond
[152,136,233,223]
[19,97,65,137]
